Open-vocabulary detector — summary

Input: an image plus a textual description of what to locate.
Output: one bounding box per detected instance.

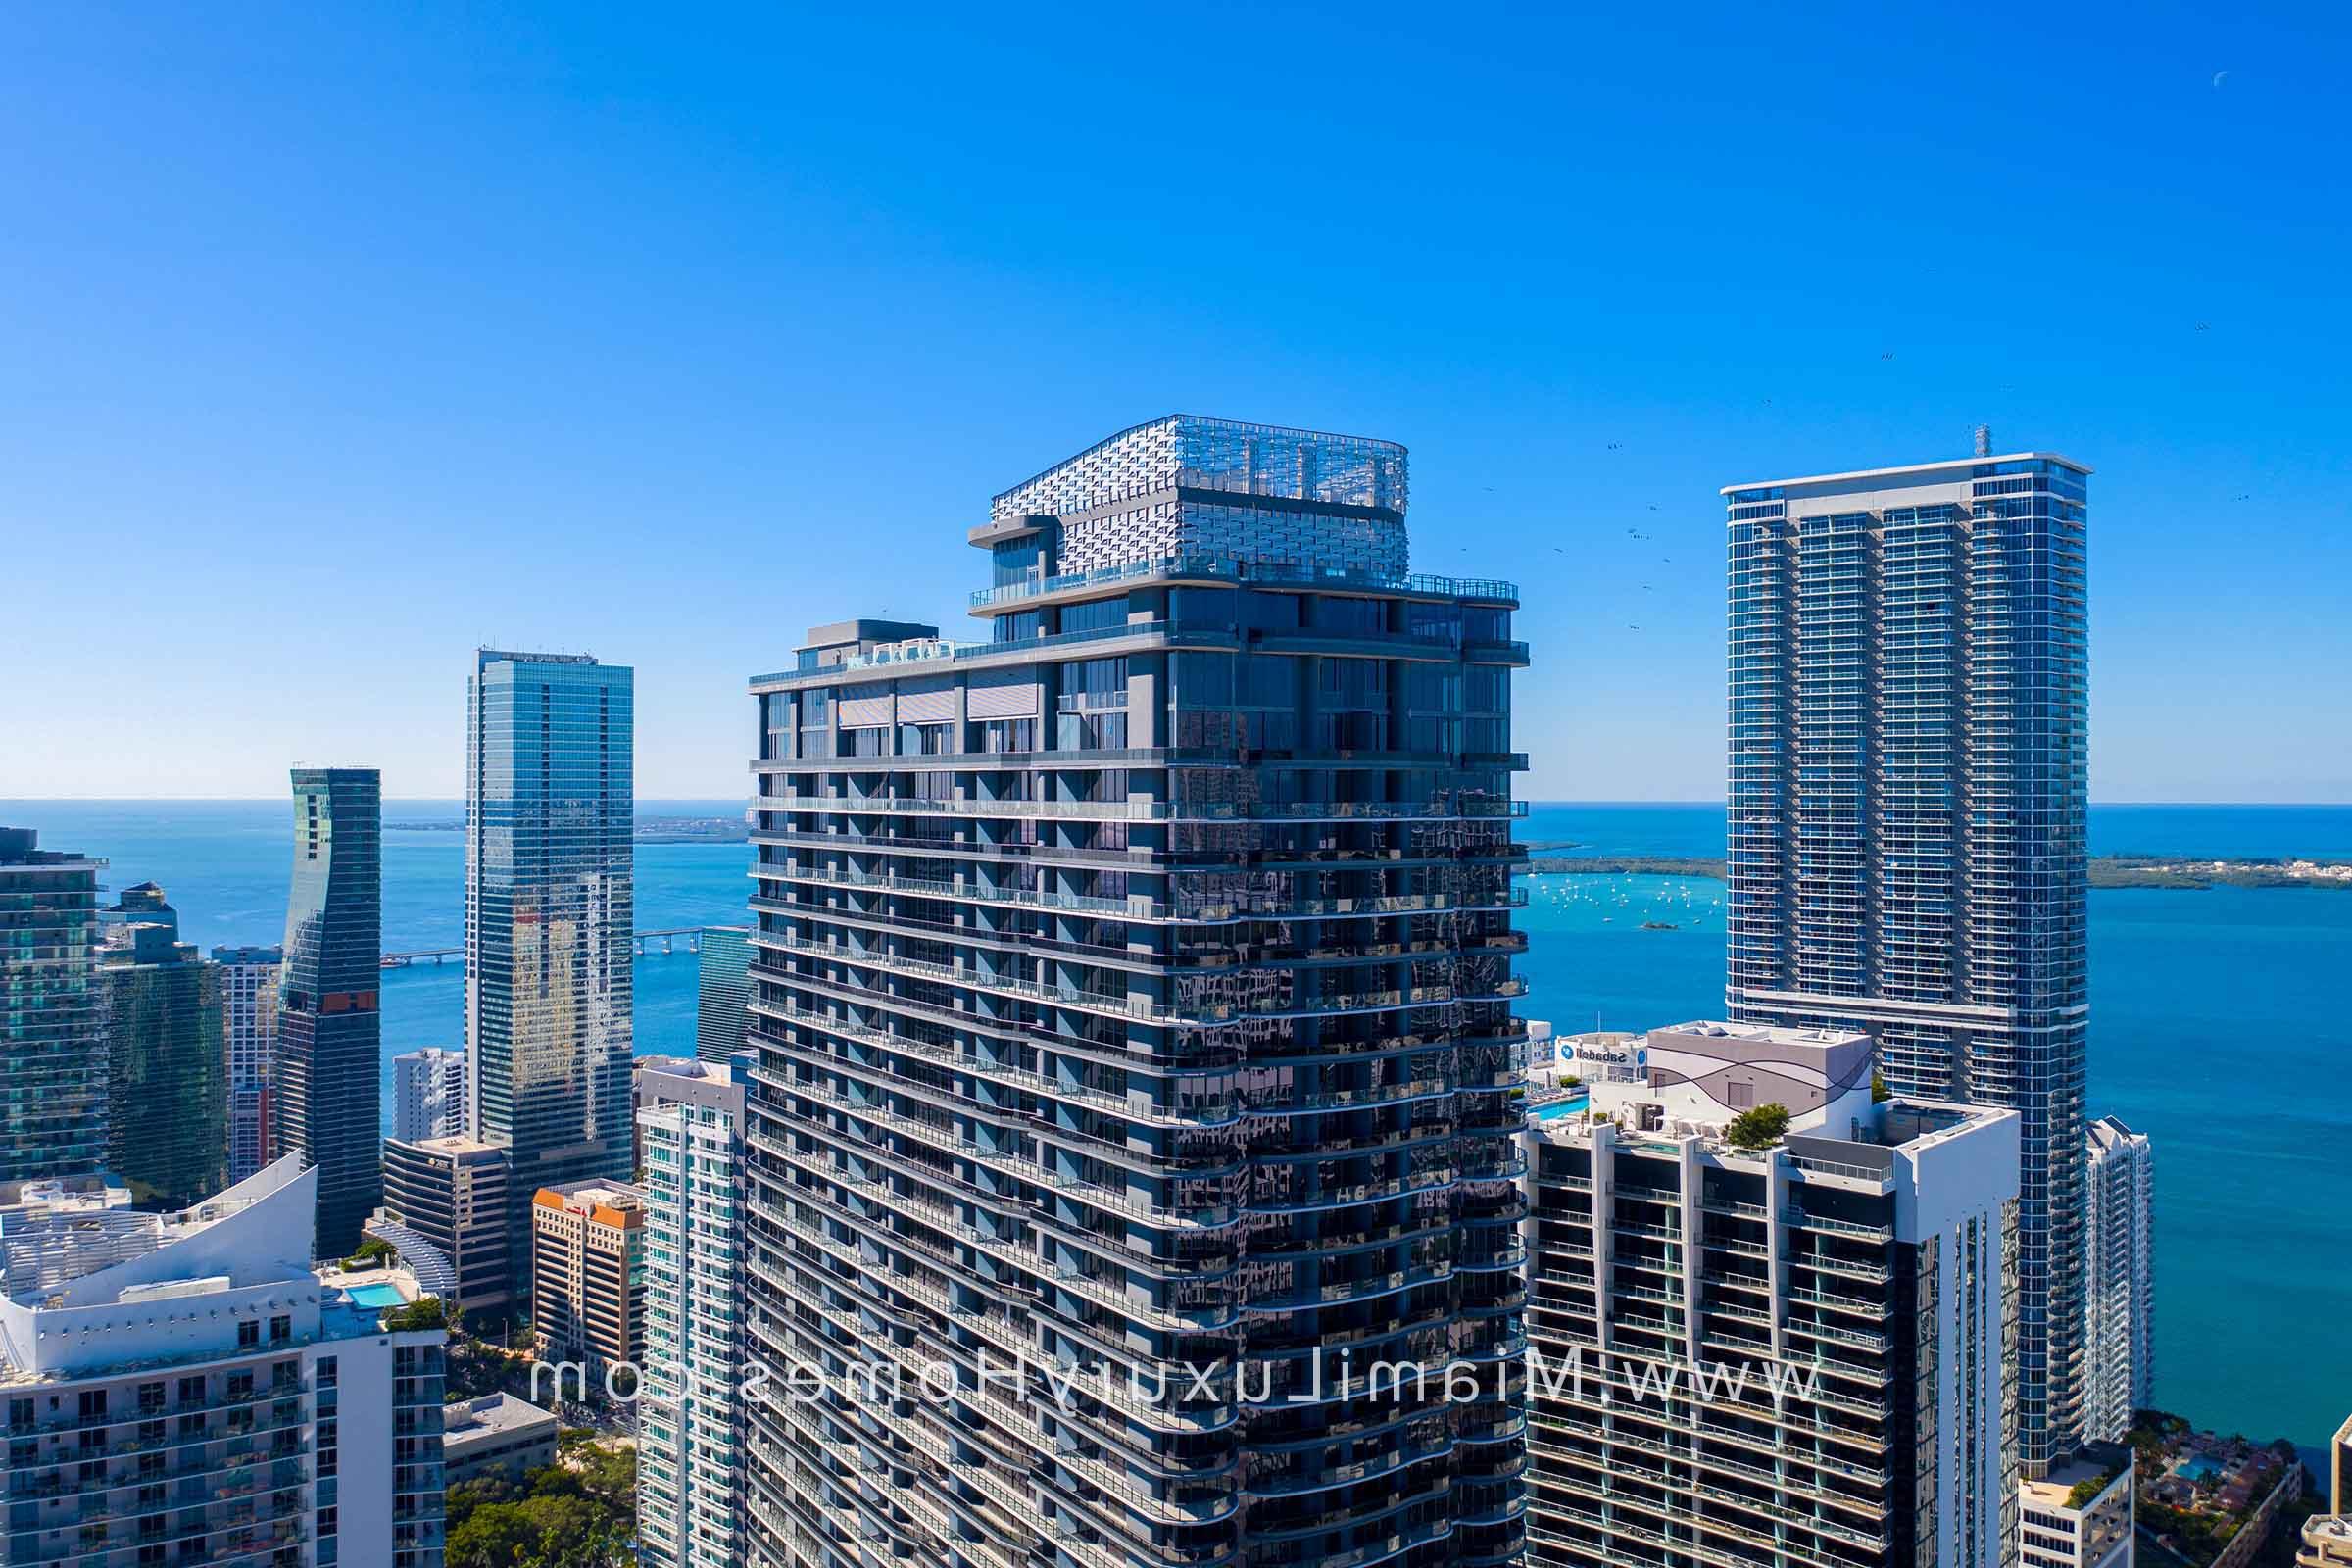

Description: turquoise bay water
[7,798,2349,1449]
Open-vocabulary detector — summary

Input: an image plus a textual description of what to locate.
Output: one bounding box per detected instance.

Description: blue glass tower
[1722,445,2089,1471]
[0,828,107,1184]
[277,766,384,1257]
[466,650,635,1261]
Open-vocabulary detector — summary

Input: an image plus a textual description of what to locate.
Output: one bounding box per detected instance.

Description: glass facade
[277,766,383,1257]
[742,420,1530,1568]
[695,925,755,1065]
[101,924,227,1211]
[1723,454,2089,1471]
[0,829,107,1183]
[466,651,636,1268]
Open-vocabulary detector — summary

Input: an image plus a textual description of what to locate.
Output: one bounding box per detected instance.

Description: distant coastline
[1520,853,2352,889]
[387,814,748,844]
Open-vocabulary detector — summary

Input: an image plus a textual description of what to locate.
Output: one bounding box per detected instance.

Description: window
[992,610,1043,644]
[270,1315,291,1344]
[971,718,1035,754]
[1059,597,1129,634]
[1059,657,1128,710]
[236,1320,259,1349]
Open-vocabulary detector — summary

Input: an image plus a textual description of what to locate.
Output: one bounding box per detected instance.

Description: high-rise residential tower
[2082,1116,2151,1445]
[694,924,753,1063]
[277,766,384,1258]
[0,828,108,1184]
[392,1045,468,1142]
[1522,1021,2023,1568]
[214,943,283,1182]
[0,1156,450,1568]
[466,650,635,1265]
[741,416,1532,1568]
[1721,445,2089,1470]
[100,922,227,1210]
[635,1055,752,1568]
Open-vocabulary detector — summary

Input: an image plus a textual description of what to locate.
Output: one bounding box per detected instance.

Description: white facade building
[2021,1449,2135,1568]
[633,1056,748,1568]
[212,945,282,1184]
[2083,1116,2153,1443]
[0,1156,448,1568]
[390,1047,466,1143]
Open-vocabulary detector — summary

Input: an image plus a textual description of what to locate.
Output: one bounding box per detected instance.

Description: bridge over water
[379,926,709,969]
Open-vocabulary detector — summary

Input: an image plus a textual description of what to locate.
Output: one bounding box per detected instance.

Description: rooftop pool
[1529,1095,1590,1122]
[342,1283,409,1309]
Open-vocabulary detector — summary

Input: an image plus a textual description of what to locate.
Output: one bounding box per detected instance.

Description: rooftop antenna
[1973,423,1993,458]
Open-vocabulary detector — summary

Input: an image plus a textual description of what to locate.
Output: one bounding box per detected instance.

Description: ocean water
[6,797,2349,1451]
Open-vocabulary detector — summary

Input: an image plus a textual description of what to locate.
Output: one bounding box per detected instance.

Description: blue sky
[3,2,2346,802]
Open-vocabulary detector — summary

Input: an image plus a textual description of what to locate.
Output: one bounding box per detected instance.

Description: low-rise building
[0,1154,448,1568]
[2021,1447,2135,1568]
[1523,1020,2024,1568]
[441,1392,562,1486]
[529,1180,645,1370]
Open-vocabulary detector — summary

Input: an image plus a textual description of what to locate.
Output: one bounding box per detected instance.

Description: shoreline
[1519,853,2352,890]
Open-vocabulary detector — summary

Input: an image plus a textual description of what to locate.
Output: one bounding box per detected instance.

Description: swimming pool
[1530,1096,1590,1122]
[343,1283,409,1309]
[2176,1456,2222,1482]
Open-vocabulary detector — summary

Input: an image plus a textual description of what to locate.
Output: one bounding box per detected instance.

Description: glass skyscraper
[277,766,384,1257]
[695,924,754,1063]
[1721,445,2089,1472]
[466,649,635,1261]
[101,921,228,1211]
[0,827,107,1184]
[742,416,1530,1568]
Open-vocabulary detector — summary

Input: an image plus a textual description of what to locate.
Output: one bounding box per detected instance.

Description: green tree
[379,1296,449,1332]
[1725,1103,1792,1151]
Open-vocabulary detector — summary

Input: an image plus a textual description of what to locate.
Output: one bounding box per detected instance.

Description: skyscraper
[214,943,283,1183]
[1523,1022,2024,1568]
[742,416,1531,1568]
[466,650,635,1266]
[277,766,384,1258]
[100,921,227,1210]
[392,1045,468,1142]
[97,879,175,951]
[693,924,752,1063]
[635,1056,751,1568]
[0,828,107,1184]
[2082,1116,2152,1445]
[1721,444,2089,1470]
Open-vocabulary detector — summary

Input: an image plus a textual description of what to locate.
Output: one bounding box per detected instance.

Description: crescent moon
[2212,70,2229,87]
